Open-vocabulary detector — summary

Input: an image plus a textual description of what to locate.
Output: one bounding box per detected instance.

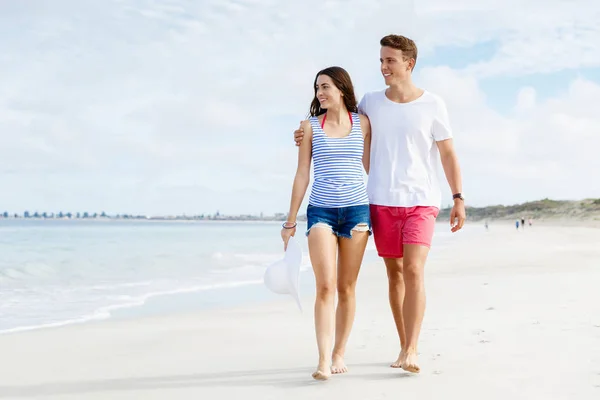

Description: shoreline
[0,278,281,337]
[0,220,596,336]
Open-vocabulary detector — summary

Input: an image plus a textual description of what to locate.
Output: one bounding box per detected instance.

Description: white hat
[263,236,302,311]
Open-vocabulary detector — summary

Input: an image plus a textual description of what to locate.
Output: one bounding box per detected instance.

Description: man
[294,34,466,373]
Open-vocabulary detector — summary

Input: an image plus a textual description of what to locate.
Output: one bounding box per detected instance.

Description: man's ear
[408,58,416,71]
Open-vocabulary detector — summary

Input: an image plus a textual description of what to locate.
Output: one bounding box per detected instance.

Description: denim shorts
[306,204,372,239]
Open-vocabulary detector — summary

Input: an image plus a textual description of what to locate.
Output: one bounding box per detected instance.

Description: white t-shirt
[358,89,453,209]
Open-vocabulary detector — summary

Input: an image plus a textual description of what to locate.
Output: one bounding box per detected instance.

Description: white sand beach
[1,223,599,399]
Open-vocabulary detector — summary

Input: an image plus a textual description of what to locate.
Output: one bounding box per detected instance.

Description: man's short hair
[380,34,418,69]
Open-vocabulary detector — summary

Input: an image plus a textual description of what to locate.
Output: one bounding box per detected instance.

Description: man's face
[380,46,414,85]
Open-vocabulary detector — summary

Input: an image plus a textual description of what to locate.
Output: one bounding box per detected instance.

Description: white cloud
[0,0,599,214]
[419,67,600,206]
[516,87,537,111]
[466,1,600,77]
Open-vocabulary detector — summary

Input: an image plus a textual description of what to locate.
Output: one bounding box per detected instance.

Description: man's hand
[450,199,466,232]
[294,122,304,146]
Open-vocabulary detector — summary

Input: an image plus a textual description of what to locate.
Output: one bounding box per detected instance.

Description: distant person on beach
[281,66,372,380]
[521,217,525,229]
[516,219,520,230]
[293,35,466,374]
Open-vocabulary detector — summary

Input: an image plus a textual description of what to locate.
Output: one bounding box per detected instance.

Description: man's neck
[385,80,424,104]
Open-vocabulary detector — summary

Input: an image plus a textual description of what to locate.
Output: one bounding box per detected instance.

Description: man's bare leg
[331,229,369,374]
[384,257,407,367]
[397,244,430,373]
[307,227,338,380]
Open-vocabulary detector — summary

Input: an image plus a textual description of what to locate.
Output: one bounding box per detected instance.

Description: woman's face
[315,74,342,110]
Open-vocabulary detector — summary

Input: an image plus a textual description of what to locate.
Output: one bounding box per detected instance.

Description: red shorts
[370,205,439,258]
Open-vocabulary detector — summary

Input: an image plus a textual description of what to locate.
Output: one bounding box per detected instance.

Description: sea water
[0,218,458,334]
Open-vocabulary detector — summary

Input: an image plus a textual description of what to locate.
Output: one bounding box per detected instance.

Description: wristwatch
[452,193,464,201]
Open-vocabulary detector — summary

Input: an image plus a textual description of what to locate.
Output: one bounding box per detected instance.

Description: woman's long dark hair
[309,66,358,117]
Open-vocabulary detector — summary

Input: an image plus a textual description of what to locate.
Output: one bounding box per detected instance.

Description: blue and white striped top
[308,112,369,208]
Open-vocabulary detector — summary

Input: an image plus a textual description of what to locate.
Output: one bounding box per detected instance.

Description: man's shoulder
[361,89,386,101]
[420,90,447,106]
[358,89,386,114]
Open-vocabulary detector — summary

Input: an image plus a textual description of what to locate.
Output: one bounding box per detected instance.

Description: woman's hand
[280,224,297,250]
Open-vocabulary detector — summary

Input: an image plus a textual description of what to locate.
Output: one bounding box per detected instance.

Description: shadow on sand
[0,362,415,398]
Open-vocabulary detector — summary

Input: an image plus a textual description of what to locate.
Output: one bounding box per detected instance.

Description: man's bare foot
[400,350,420,373]
[331,354,348,374]
[390,349,405,368]
[312,360,332,381]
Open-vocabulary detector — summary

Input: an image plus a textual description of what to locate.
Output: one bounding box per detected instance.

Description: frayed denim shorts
[306,204,372,239]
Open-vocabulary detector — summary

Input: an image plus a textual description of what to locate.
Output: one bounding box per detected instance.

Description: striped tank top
[308,112,369,208]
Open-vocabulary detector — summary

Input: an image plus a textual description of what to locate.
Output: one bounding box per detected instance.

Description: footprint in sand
[473,329,490,343]
[486,307,495,311]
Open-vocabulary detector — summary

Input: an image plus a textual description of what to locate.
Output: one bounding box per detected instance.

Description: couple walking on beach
[281,34,466,380]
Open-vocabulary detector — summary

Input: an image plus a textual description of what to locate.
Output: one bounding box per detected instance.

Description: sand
[1,223,599,399]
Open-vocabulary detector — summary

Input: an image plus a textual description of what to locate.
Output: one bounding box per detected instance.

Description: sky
[1,0,600,216]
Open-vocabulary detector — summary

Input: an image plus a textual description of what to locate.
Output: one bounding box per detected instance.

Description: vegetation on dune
[438,198,600,221]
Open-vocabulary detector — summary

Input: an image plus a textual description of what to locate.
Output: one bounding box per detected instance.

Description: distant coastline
[0,210,306,222]
[1,198,599,223]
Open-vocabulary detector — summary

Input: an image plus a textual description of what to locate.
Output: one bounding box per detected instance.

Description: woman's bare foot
[312,360,332,381]
[400,350,420,373]
[331,354,348,374]
[390,349,405,368]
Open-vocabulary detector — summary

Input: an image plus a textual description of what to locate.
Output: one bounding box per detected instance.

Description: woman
[281,66,372,380]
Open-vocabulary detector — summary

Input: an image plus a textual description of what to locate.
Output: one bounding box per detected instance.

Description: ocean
[0,219,459,334]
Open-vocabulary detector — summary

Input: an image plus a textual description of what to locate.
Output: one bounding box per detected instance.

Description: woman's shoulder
[357,113,370,126]
[357,113,371,137]
[300,119,315,136]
